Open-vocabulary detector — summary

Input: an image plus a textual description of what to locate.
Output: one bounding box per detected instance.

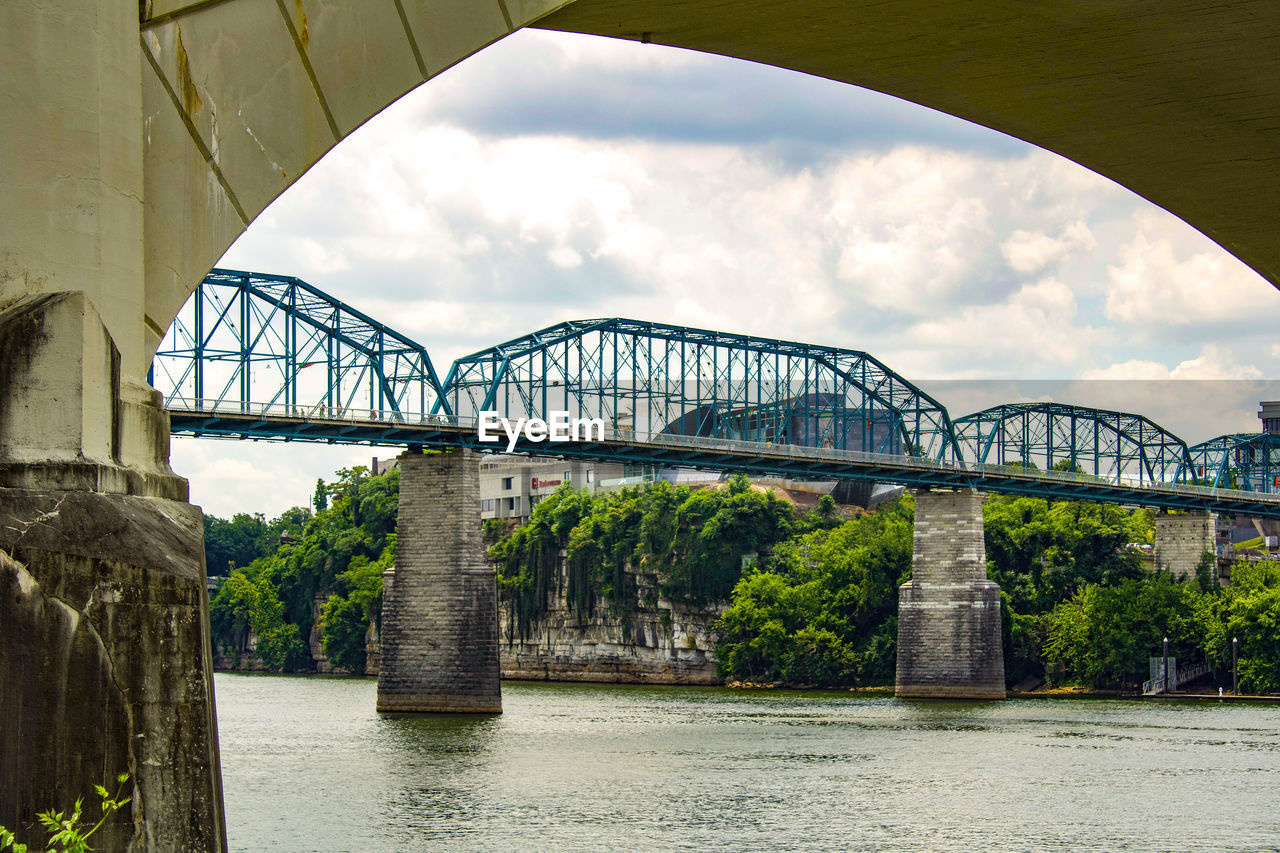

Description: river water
[215,674,1280,852]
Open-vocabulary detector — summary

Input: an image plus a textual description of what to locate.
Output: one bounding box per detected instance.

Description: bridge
[8,2,1280,848]
[144,267,1269,713]
[154,270,1280,519]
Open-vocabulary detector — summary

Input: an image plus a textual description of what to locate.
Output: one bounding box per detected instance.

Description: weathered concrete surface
[121,0,1280,351]
[0,292,187,499]
[896,489,1005,700]
[136,0,548,359]
[377,450,502,713]
[1154,511,1217,582]
[0,488,225,852]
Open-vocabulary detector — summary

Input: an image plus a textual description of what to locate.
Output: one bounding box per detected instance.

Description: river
[215,673,1280,852]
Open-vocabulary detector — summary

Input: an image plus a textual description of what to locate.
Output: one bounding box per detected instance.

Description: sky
[172,29,1280,519]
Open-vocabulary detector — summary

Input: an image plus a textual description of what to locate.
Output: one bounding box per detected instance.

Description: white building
[479,455,631,520]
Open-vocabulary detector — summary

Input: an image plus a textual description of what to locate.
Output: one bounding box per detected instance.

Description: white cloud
[171,437,402,520]
[1104,209,1278,327]
[1001,221,1096,274]
[1080,345,1262,380]
[548,247,584,269]
[890,278,1102,376]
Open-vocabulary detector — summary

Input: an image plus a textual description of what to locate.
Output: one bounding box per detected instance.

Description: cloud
[889,278,1103,377]
[170,437,395,519]
[1104,209,1279,329]
[413,30,1028,159]
[1001,221,1096,274]
[1080,345,1263,380]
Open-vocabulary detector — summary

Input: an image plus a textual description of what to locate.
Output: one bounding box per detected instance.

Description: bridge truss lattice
[151,269,450,421]
[953,402,1194,487]
[440,318,963,461]
[1186,433,1280,492]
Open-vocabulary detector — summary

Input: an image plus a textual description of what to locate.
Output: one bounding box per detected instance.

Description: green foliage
[489,478,798,639]
[490,486,594,638]
[207,465,400,673]
[203,508,310,578]
[1194,550,1218,592]
[0,774,130,853]
[313,478,328,513]
[714,495,913,686]
[1212,560,1280,693]
[984,495,1152,614]
[209,570,305,670]
[1044,572,1209,688]
[320,545,393,673]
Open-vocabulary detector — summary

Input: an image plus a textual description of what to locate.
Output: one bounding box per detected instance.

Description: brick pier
[1153,511,1217,583]
[896,489,1005,700]
[376,449,502,713]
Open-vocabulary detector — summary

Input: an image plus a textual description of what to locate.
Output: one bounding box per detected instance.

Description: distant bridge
[153,269,1280,519]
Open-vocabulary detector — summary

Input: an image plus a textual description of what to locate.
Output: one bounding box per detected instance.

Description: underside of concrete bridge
[3,0,1278,848]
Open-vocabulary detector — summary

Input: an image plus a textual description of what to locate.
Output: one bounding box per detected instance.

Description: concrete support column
[0,296,226,850]
[1153,511,1217,582]
[896,489,1005,700]
[0,490,225,851]
[377,449,501,713]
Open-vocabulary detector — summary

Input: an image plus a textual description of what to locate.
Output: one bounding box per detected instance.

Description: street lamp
[1233,636,1239,695]
[1163,636,1170,695]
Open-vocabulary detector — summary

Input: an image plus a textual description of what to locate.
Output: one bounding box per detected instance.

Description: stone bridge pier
[1153,510,1218,583]
[896,489,1005,700]
[377,449,502,714]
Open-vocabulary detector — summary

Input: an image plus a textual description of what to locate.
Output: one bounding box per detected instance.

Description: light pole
[1163,636,1170,695]
[1233,636,1239,695]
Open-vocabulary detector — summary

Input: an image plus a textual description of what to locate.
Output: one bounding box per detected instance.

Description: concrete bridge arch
[4,1,1279,849]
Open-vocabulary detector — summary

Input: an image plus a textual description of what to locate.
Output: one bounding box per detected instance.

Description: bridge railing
[164,396,1280,506]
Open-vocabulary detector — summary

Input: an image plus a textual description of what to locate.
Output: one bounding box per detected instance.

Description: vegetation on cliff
[207,465,397,673]
[206,461,1280,692]
[487,474,804,641]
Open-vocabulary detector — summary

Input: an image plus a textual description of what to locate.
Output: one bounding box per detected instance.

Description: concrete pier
[0,291,226,848]
[377,449,501,714]
[896,489,1005,700]
[1153,511,1217,582]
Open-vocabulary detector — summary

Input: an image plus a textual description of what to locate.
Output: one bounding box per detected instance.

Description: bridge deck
[167,401,1280,519]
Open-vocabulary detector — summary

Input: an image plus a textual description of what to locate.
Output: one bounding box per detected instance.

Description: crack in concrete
[5,494,68,543]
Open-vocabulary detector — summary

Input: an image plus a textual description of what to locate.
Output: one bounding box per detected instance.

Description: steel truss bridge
[152,269,1280,519]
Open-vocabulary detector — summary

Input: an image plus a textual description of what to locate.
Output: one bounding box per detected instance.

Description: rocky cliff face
[217,563,724,686]
[498,567,723,685]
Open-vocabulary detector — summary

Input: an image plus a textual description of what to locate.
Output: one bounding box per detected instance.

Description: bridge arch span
[954,401,1193,487]
[134,0,1280,385]
[442,316,963,461]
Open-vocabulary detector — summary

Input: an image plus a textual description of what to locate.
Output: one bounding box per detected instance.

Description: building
[1261,401,1280,435]
[479,455,629,520]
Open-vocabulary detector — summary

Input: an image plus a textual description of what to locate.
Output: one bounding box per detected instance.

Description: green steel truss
[954,402,1194,487]
[151,268,450,420]
[1186,433,1280,492]
[153,269,1280,516]
[438,318,963,461]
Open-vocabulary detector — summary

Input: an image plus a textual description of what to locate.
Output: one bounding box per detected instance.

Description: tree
[209,570,305,670]
[1044,572,1208,688]
[1211,560,1280,693]
[203,512,268,577]
[714,495,913,686]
